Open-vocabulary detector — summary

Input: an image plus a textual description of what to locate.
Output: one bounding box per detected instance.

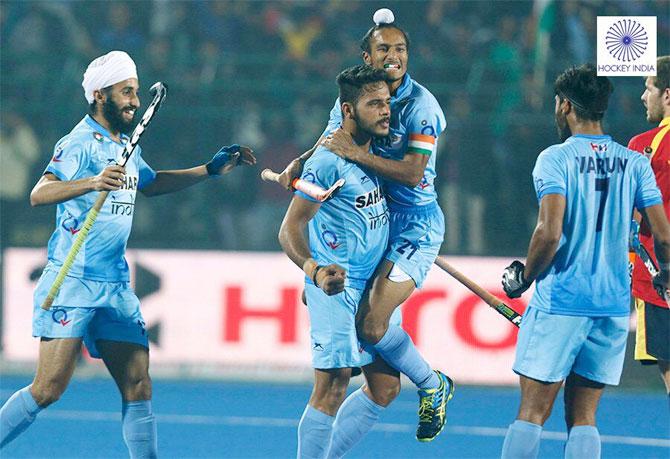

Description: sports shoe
[415,370,454,442]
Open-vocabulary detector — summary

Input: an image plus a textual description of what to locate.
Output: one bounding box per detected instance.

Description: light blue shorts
[513,307,629,385]
[32,268,148,359]
[304,283,402,369]
[385,201,445,288]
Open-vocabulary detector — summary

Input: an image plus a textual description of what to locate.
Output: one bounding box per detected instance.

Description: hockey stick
[636,243,659,277]
[433,256,522,327]
[41,82,168,310]
[261,168,345,202]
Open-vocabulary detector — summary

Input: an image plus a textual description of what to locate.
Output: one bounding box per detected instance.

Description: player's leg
[503,307,593,459]
[501,375,562,459]
[563,372,604,459]
[1,337,82,447]
[357,260,441,388]
[635,300,670,396]
[327,358,401,458]
[97,340,156,459]
[2,271,96,449]
[565,315,628,459]
[86,285,155,459]
[358,258,452,441]
[299,368,351,459]
[659,361,670,395]
[300,284,368,458]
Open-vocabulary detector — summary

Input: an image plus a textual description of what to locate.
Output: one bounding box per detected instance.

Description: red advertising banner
[2,249,528,384]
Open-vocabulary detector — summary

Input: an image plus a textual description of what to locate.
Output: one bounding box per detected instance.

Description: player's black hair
[88,86,113,115]
[337,65,390,106]
[360,23,411,54]
[554,64,614,122]
[653,56,670,92]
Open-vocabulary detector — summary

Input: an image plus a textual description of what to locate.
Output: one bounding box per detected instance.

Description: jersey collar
[659,116,670,127]
[570,134,612,140]
[84,115,130,145]
[392,73,412,101]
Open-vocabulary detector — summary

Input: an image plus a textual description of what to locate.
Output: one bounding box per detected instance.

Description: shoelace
[418,395,435,423]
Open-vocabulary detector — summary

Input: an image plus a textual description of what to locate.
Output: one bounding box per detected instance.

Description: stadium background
[1,1,669,458]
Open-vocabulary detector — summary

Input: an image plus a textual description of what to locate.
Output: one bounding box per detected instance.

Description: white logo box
[597,16,657,77]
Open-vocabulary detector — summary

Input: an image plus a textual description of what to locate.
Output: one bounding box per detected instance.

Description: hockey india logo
[61,213,81,235]
[322,230,341,249]
[51,308,71,326]
[302,172,316,184]
[605,19,648,62]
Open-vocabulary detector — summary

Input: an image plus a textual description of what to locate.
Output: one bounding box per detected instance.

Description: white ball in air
[373,8,394,25]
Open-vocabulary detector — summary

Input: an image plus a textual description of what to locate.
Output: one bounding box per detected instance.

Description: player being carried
[278,8,452,442]
[500,64,670,459]
[0,50,256,456]
[279,64,401,458]
[628,56,670,397]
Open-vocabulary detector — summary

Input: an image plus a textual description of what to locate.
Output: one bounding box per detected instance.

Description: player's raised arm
[278,195,346,296]
[276,136,325,190]
[140,144,256,197]
[323,127,428,186]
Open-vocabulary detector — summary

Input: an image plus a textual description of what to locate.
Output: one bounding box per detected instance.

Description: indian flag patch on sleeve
[408,134,435,155]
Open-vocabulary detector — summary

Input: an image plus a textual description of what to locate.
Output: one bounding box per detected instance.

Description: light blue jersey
[297,145,389,290]
[530,134,662,316]
[43,115,156,282]
[324,74,446,208]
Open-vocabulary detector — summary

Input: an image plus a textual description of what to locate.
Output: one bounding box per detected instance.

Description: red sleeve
[627,134,645,153]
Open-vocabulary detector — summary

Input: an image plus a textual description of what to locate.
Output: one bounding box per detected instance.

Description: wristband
[312,266,323,287]
[205,161,218,176]
[302,258,318,282]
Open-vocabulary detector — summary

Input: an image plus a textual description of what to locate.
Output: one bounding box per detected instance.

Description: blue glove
[629,219,641,251]
[206,144,240,176]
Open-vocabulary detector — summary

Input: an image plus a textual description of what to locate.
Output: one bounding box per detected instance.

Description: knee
[323,384,348,408]
[122,374,152,401]
[311,371,350,414]
[517,399,554,426]
[357,319,388,345]
[367,381,401,407]
[30,381,66,407]
[321,374,349,406]
[517,406,552,426]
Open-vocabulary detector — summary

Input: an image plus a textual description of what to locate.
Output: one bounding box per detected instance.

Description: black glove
[502,260,532,299]
[652,269,670,304]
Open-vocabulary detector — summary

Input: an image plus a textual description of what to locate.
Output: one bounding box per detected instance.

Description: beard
[351,111,389,139]
[646,103,663,124]
[102,98,136,135]
[555,112,572,142]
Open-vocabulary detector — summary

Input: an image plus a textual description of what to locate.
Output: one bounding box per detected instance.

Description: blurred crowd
[1,0,669,255]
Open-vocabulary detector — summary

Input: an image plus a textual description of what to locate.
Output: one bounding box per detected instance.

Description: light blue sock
[373,324,439,389]
[0,386,42,448]
[565,425,600,459]
[122,400,157,459]
[297,405,335,459]
[501,420,542,459]
[327,388,383,458]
